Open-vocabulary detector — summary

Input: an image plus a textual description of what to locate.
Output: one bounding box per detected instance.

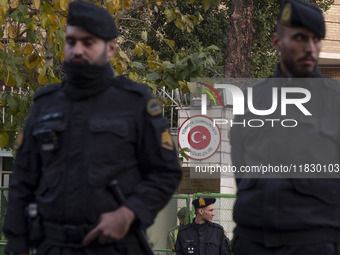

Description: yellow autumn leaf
[128,71,140,82]
[0,42,3,50]
[117,49,130,63]
[0,99,6,107]
[165,39,175,50]
[38,74,48,85]
[60,0,69,11]
[122,0,132,9]
[8,25,17,38]
[133,44,143,56]
[28,53,39,64]
[9,0,19,9]
[156,1,162,6]
[8,39,15,50]
[50,76,61,83]
[110,57,119,66]
[25,53,40,69]
[115,65,123,75]
[0,0,9,17]
[33,0,40,9]
[23,43,34,54]
[5,74,16,87]
[0,133,9,149]
[49,20,59,34]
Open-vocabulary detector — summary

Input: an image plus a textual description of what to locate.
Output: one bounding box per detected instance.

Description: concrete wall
[322,0,340,55]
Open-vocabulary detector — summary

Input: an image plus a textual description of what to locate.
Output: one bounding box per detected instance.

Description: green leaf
[141,31,148,42]
[132,61,145,70]
[11,5,28,23]
[18,5,28,15]
[7,95,18,112]
[163,72,178,89]
[175,19,186,31]
[206,45,219,51]
[162,61,175,70]
[146,72,161,81]
[15,72,24,86]
[146,82,157,94]
[56,29,64,42]
[27,30,36,43]
[202,0,211,12]
[164,8,176,23]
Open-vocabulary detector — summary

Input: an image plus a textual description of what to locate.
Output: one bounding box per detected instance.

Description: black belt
[43,221,95,245]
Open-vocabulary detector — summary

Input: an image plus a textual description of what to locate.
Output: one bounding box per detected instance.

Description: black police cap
[277,0,325,38]
[67,1,119,40]
[192,197,216,209]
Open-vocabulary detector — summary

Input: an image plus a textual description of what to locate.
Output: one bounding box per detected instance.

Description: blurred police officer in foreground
[231,0,340,254]
[3,1,182,254]
[175,198,230,255]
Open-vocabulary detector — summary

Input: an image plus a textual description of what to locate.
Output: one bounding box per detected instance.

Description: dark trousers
[232,236,340,255]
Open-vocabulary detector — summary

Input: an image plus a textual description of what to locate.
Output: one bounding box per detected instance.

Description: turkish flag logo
[188,126,211,150]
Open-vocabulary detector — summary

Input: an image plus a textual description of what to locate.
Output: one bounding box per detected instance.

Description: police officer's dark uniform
[175,198,230,255]
[3,1,182,255]
[231,0,340,254]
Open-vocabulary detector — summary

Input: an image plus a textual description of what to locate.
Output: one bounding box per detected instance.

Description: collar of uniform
[62,62,114,100]
[273,63,324,78]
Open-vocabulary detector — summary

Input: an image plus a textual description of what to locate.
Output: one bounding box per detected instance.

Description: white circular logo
[178,115,221,160]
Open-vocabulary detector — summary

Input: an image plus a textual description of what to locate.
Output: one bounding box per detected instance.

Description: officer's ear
[272,32,281,53]
[198,208,204,216]
[107,39,117,58]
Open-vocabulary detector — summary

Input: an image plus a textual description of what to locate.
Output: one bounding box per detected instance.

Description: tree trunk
[224,0,255,78]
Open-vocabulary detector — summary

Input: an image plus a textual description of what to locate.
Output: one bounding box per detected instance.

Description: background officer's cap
[277,0,325,38]
[192,197,216,209]
[67,1,119,40]
[177,207,187,219]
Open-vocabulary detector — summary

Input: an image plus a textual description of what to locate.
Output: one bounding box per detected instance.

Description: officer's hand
[82,206,136,246]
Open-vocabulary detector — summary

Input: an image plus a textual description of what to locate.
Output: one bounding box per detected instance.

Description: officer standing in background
[167,207,187,253]
[231,0,340,254]
[3,1,182,255]
[175,197,230,255]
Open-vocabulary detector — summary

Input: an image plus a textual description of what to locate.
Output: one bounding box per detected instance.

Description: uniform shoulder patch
[34,83,61,101]
[161,128,174,151]
[147,98,163,117]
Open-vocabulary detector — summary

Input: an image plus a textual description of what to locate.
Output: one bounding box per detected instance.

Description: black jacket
[175,219,230,255]
[231,65,340,247]
[3,72,182,254]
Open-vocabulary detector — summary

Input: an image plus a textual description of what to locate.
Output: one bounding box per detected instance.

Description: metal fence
[0,187,8,255]
[0,188,236,254]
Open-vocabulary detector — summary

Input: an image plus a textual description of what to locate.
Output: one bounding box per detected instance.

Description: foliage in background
[0,0,221,150]
[0,0,334,150]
